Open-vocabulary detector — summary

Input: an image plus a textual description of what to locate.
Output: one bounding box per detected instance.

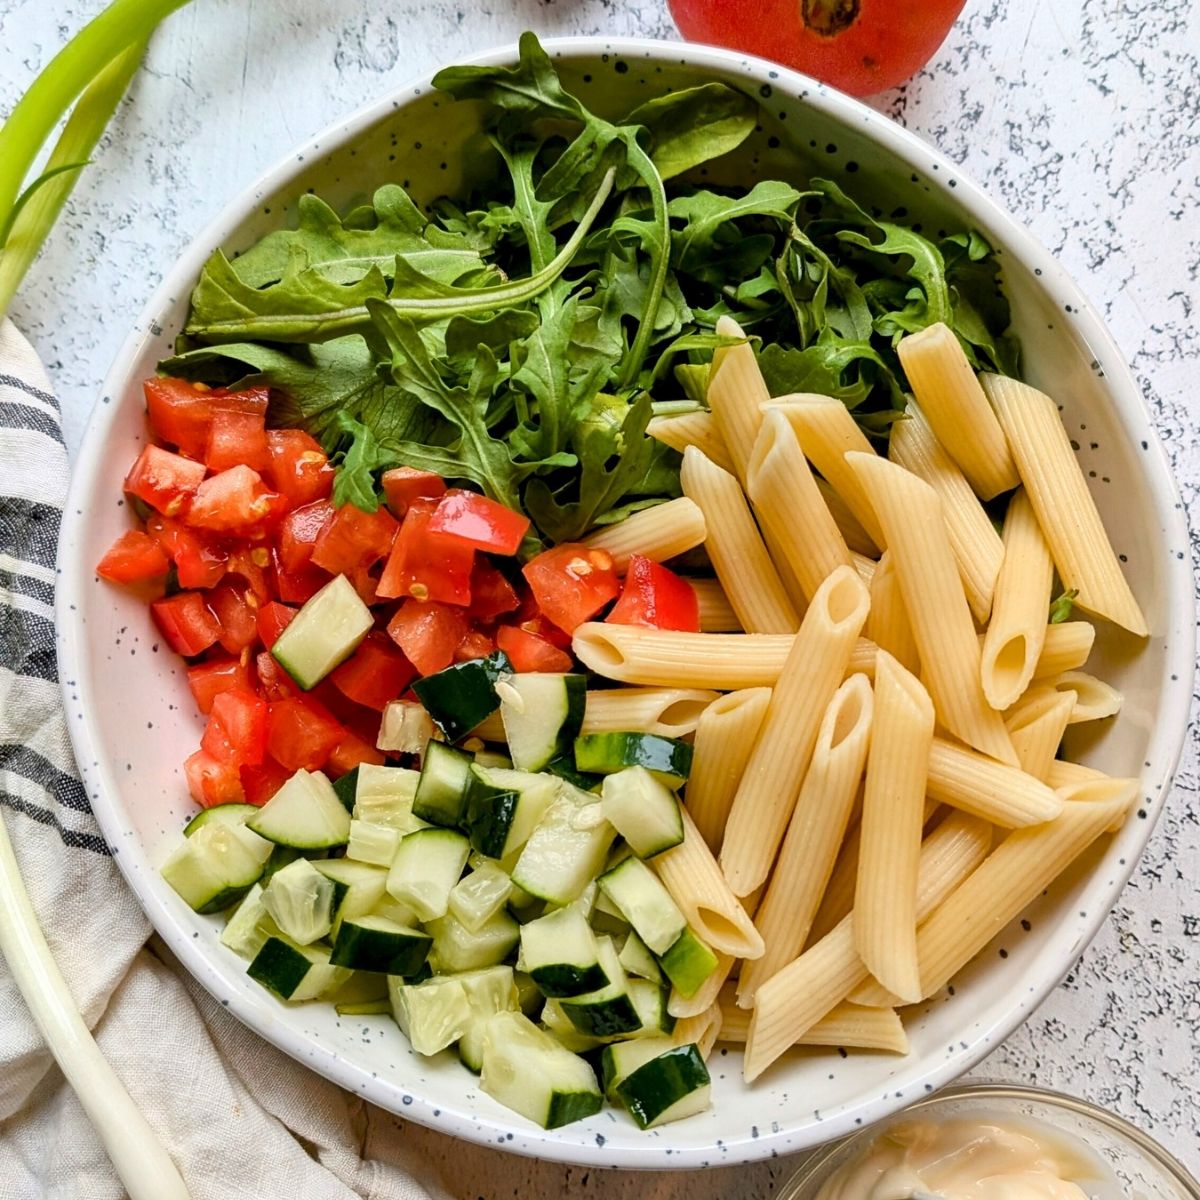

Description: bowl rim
[55,32,1196,1170]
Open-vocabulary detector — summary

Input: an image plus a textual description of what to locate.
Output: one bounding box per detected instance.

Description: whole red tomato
[668,0,966,97]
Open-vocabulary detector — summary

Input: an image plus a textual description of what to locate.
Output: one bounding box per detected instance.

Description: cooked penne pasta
[653,807,765,960]
[681,447,799,634]
[888,397,1005,623]
[668,952,736,1019]
[721,566,871,896]
[689,577,742,632]
[1047,671,1124,723]
[671,1004,723,1060]
[746,409,853,601]
[817,477,880,557]
[852,552,877,587]
[1051,772,1139,834]
[707,315,769,483]
[1005,690,1075,781]
[719,991,908,1054]
[685,687,773,854]
[582,496,706,573]
[647,410,734,473]
[1043,758,1107,789]
[896,322,1019,499]
[768,393,886,548]
[867,551,920,675]
[846,452,1016,764]
[926,736,1063,826]
[744,811,993,1081]
[1031,622,1096,678]
[981,373,1148,637]
[737,675,873,1006]
[854,653,934,1004]
[981,489,1055,709]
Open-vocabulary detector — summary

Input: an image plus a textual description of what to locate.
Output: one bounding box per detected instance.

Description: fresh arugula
[1049,588,1079,624]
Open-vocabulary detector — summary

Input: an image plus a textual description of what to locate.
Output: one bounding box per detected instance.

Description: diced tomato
[273,554,328,605]
[381,466,446,517]
[522,544,620,633]
[96,529,170,583]
[468,558,520,621]
[496,625,574,673]
[239,758,291,807]
[186,465,284,533]
[224,545,274,602]
[266,696,344,772]
[255,601,297,650]
[146,514,228,589]
[455,629,496,663]
[326,728,386,776]
[606,555,701,633]
[277,500,334,572]
[518,614,573,651]
[265,430,334,508]
[310,502,398,575]
[346,563,379,608]
[187,656,255,715]
[206,580,259,654]
[386,599,470,676]
[144,377,268,459]
[151,592,221,657]
[377,499,474,605]
[330,632,416,711]
[205,408,269,473]
[201,689,268,766]
[428,489,530,556]
[123,445,206,515]
[184,749,245,808]
[256,650,299,700]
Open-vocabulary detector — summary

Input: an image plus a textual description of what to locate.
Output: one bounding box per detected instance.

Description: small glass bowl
[779,1084,1199,1200]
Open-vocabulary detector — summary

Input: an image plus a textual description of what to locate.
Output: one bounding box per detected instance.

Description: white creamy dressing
[815,1116,1121,1200]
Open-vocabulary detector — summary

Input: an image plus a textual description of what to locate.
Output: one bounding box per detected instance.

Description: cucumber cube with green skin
[220,883,273,960]
[161,820,273,914]
[329,915,431,975]
[352,764,421,825]
[600,766,684,858]
[518,903,608,998]
[614,1043,711,1128]
[597,855,687,955]
[183,802,258,837]
[248,935,351,1002]
[658,927,720,999]
[312,858,389,926]
[388,974,472,1056]
[271,573,373,690]
[448,861,514,933]
[386,827,470,921]
[331,767,359,813]
[497,672,587,771]
[466,766,558,860]
[626,978,676,1037]
[544,755,604,793]
[539,997,605,1053]
[456,966,520,1074]
[600,1035,676,1098]
[413,742,475,827]
[558,936,641,1038]
[246,769,350,851]
[511,788,615,906]
[618,929,663,983]
[261,857,337,945]
[345,820,402,868]
[573,732,693,788]
[427,907,520,974]
[411,651,512,743]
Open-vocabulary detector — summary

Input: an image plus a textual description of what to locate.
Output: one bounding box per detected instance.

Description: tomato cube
[206,580,259,654]
[454,629,496,663]
[223,546,274,601]
[256,651,299,700]
[187,656,255,715]
[146,515,228,590]
[377,499,474,606]
[386,599,470,677]
[429,489,530,556]
[330,632,416,711]
[277,500,334,573]
[123,444,206,516]
[239,758,292,807]
[606,555,701,632]
[255,601,297,650]
[381,466,446,517]
[265,430,334,508]
[186,465,284,533]
[522,544,620,633]
[96,529,170,583]
[468,558,520,621]
[205,408,269,473]
[184,749,245,808]
[326,729,386,777]
[310,503,398,575]
[273,555,328,606]
[151,592,222,657]
[201,689,268,766]
[496,625,573,673]
[266,697,344,771]
[144,377,268,459]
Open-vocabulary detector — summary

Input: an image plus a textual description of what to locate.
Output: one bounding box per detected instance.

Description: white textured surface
[2,0,1197,1193]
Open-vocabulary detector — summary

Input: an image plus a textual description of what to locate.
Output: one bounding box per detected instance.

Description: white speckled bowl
[56,36,1194,1170]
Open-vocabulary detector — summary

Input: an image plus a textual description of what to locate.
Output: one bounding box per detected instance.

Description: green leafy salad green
[163,31,1019,545]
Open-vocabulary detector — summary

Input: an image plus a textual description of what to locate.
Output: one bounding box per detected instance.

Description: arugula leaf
[757,335,900,409]
[1049,588,1079,624]
[669,181,804,273]
[623,83,758,180]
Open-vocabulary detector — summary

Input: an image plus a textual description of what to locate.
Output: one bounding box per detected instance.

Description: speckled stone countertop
[2,0,1197,1193]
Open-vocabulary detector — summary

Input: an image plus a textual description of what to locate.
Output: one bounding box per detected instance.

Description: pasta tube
[1031,622,1096,678]
[867,551,920,676]
[707,314,768,483]
[817,477,880,557]
[1005,689,1075,781]
[689,577,742,632]
[926,736,1063,826]
[719,992,907,1054]
[1048,671,1124,723]
[582,496,706,573]
[647,410,734,473]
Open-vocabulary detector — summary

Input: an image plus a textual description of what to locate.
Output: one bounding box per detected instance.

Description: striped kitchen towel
[0,319,449,1200]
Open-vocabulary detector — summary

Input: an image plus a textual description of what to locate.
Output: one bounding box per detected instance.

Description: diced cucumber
[614,1043,711,1128]
[480,1011,603,1129]
[497,673,587,771]
[386,827,470,921]
[312,858,389,927]
[368,894,420,927]
[628,978,675,1037]
[659,927,720,999]
[246,770,350,851]
[472,748,513,769]
[331,766,359,812]
[448,861,513,933]
[346,820,402,867]
[466,766,558,860]
[248,935,352,1002]
[600,767,684,858]
[183,802,258,837]
[352,764,421,826]
[161,820,273,914]
[220,883,273,960]
[412,651,511,743]
[590,886,631,937]
[511,788,615,906]
[601,1035,676,1098]
[514,970,542,1016]
[388,973,472,1056]
[271,574,372,690]
[413,741,474,827]
[619,930,664,984]
[261,858,336,945]
[261,844,302,884]
[558,936,640,1038]
[574,733,693,788]
[331,970,390,1012]
[519,903,607,998]
[330,915,431,975]
[545,756,604,793]
[427,907,520,973]
[336,998,392,1016]
[456,965,519,1073]
[540,997,604,1053]
[377,700,435,757]
[597,855,686,955]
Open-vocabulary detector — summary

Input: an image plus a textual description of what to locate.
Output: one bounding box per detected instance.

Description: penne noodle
[1043,758,1107,789]
[744,811,993,1081]
[647,410,735,473]
[707,315,769,483]
[668,952,736,1019]
[582,496,706,573]
[653,807,765,960]
[854,653,934,1004]
[847,452,1017,764]
[1053,772,1139,834]
[689,577,742,632]
[1047,671,1124,723]
[981,373,1148,637]
[746,409,854,601]
[768,393,886,548]
[720,566,871,896]
[888,397,1005,623]
[926,736,1064,826]
[817,477,880,557]
[737,675,873,1006]
[672,1003,723,1061]
[719,990,908,1054]
[685,687,773,854]
[852,552,878,587]
[681,447,800,634]
[1030,621,1096,678]
[867,551,920,676]
[981,489,1055,710]
[1005,690,1075,781]
[896,323,1020,499]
